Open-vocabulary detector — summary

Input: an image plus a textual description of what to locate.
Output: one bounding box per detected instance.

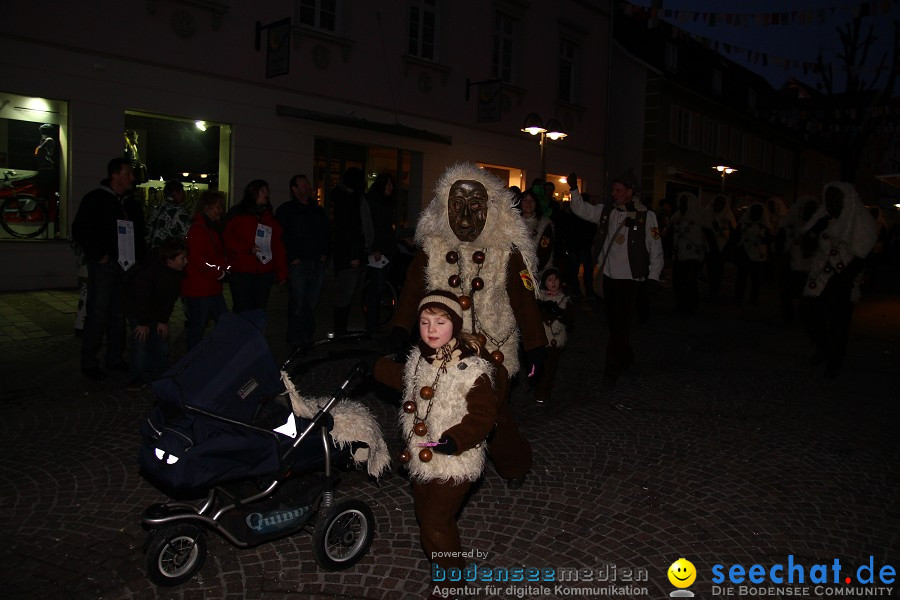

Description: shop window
[0,91,67,240]
[477,163,524,192]
[124,111,232,222]
[314,139,412,230]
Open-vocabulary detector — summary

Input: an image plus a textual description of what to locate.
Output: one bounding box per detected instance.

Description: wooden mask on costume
[447,180,488,242]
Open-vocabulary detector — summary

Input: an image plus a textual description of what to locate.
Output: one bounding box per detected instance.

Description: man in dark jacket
[329,167,370,335]
[72,157,145,380]
[276,174,330,350]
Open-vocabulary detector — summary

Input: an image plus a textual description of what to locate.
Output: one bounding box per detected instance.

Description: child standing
[534,267,574,404]
[124,237,188,391]
[373,290,498,599]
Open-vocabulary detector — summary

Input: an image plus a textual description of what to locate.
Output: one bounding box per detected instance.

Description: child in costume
[373,290,498,599]
[534,267,574,404]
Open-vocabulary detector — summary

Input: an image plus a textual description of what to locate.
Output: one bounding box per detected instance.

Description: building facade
[609,3,841,212]
[0,0,612,290]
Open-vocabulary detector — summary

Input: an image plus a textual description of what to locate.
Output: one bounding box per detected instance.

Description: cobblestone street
[1,274,898,600]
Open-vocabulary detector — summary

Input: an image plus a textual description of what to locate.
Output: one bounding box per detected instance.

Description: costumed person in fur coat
[800,181,877,378]
[519,188,555,272]
[671,192,715,315]
[374,291,498,600]
[534,267,574,404]
[707,193,736,299]
[389,162,547,490]
[734,202,772,305]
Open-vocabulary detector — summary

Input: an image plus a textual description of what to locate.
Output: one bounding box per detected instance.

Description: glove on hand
[434,436,457,455]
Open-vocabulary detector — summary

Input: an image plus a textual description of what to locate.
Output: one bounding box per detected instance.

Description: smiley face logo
[668,558,697,588]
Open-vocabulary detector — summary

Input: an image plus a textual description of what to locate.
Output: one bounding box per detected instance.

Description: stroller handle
[287,360,368,454]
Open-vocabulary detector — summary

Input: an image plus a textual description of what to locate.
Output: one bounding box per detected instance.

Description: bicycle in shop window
[0,170,59,239]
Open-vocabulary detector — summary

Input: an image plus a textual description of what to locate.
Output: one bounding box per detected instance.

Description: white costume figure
[410,163,544,377]
[671,192,712,262]
[399,346,494,483]
[391,162,546,488]
[802,181,877,303]
[708,194,737,253]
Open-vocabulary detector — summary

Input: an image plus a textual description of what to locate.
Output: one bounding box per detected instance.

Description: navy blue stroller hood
[138,310,325,493]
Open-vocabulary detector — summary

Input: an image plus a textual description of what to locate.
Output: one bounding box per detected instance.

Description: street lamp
[713,164,737,193]
[521,113,567,181]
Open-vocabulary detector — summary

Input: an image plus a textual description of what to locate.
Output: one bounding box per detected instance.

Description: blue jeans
[81,260,126,370]
[184,294,228,350]
[128,317,169,383]
[287,259,325,346]
[229,271,275,313]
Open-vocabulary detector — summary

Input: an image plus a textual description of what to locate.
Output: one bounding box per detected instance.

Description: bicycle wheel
[1,194,49,238]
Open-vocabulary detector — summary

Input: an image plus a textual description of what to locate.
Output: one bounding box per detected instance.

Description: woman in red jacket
[182,190,229,349]
[223,180,287,314]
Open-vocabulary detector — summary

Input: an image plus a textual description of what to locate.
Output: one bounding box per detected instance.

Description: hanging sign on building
[266,18,291,78]
[477,80,503,123]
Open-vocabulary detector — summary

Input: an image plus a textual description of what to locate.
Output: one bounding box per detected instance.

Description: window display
[0,92,67,240]
[124,112,232,224]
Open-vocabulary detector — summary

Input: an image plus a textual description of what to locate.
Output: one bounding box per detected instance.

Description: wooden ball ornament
[471,277,484,291]
[414,422,428,436]
[472,250,486,264]
[490,350,505,364]
[420,386,434,400]
[399,449,412,463]
[446,251,459,264]
[448,274,461,288]
[476,333,487,346]
[458,295,472,310]
[419,448,433,462]
[403,400,418,414]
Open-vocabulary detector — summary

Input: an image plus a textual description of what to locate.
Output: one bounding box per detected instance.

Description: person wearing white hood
[671,192,714,314]
[388,163,547,490]
[776,196,819,324]
[800,181,878,378]
[707,194,736,300]
[734,202,772,305]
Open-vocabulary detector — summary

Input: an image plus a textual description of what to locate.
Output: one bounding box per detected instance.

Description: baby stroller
[138,311,386,586]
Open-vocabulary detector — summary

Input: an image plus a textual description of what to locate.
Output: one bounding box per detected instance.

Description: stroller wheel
[145,525,207,586]
[312,499,375,570]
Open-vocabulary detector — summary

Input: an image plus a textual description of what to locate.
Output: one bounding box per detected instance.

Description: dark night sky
[627,0,898,93]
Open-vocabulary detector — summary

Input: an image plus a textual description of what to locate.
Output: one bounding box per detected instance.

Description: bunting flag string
[622,0,897,79]
[624,0,896,29]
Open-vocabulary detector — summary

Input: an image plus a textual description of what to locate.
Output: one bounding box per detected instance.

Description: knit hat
[418,290,463,335]
[540,267,561,289]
